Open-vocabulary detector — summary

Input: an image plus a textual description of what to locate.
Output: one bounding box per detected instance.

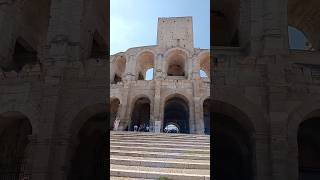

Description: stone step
[110,164,210,180]
[111,133,210,140]
[110,141,210,149]
[110,137,210,144]
[110,149,210,160]
[110,177,153,180]
[111,155,209,164]
[110,145,209,154]
[111,131,210,138]
[110,138,209,145]
[111,156,210,169]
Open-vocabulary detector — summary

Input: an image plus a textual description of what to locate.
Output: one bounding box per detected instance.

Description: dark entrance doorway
[129,97,151,131]
[110,98,120,130]
[203,98,210,135]
[0,112,32,180]
[298,118,320,180]
[163,96,189,133]
[68,112,106,180]
[213,112,254,180]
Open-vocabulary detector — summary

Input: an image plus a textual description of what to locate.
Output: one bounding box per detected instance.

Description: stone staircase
[110,131,210,180]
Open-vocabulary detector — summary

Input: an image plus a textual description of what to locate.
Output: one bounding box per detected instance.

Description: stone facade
[213,0,320,180]
[110,17,210,134]
[0,0,108,179]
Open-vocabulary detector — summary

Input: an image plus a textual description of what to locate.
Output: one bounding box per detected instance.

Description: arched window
[199,52,210,79]
[145,68,154,80]
[136,51,155,81]
[112,55,126,84]
[212,0,240,47]
[165,49,187,77]
[288,0,320,50]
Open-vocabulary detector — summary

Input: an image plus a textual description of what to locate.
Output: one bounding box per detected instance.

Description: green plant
[159,176,171,180]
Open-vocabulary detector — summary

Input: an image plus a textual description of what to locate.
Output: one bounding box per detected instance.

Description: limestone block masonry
[110,17,210,135]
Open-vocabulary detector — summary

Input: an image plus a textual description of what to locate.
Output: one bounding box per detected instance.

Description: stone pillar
[47,133,73,180]
[153,80,162,132]
[262,0,288,55]
[0,2,15,69]
[118,88,130,130]
[26,134,54,180]
[123,55,136,81]
[255,132,271,180]
[155,54,164,80]
[192,56,201,80]
[194,97,204,134]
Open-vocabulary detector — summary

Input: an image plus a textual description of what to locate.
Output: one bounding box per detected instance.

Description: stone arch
[212,0,250,48]
[110,98,120,130]
[0,0,51,72]
[123,94,153,129]
[135,50,155,80]
[212,100,256,180]
[297,117,320,179]
[66,103,107,180]
[111,54,126,84]
[128,96,152,131]
[197,51,210,78]
[164,48,189,77]
[0,111,32,179]
[80,0,108,60]
[0,101,40,135]
[163,93,190,133]
[287,98,320,180]
[287,0,320,50]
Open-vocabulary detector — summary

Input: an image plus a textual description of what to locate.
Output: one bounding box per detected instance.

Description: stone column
[118,88,130,130]
[153,80,162,132]
[123,55,136,81]
[262,0,288,55]
[47,133,74,180]
[155,54,164,80]
[194,97,204,134]
[192,56,201,80]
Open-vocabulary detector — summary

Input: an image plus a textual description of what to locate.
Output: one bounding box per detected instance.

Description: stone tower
[157,17,194,50]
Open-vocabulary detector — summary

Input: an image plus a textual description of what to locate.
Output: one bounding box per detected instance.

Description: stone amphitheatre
[110,17,210,179]
[0,0,319,180]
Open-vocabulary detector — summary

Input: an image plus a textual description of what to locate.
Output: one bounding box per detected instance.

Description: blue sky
[110,0,210,55]
[288,26,308,49]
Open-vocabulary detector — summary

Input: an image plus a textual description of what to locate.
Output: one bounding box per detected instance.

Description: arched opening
[129,97,151,131]
[89,30,107,58]
[199,53,210,79]
[203,98,210,135]
[288,0,320,50]
[112,55,126,84]
[11,37,39,73]
[288,26,313,50]
[212,0,240,46]
[0,112,32,179]
[110,98,120,130]
[68,112,106,180]
[166,50,187,77]
[0,0,51,72]
[163,96,189,134]
[136,51,154,80]
[298,118,320,179]
[145,68,154,80]
[213,101,254,180]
